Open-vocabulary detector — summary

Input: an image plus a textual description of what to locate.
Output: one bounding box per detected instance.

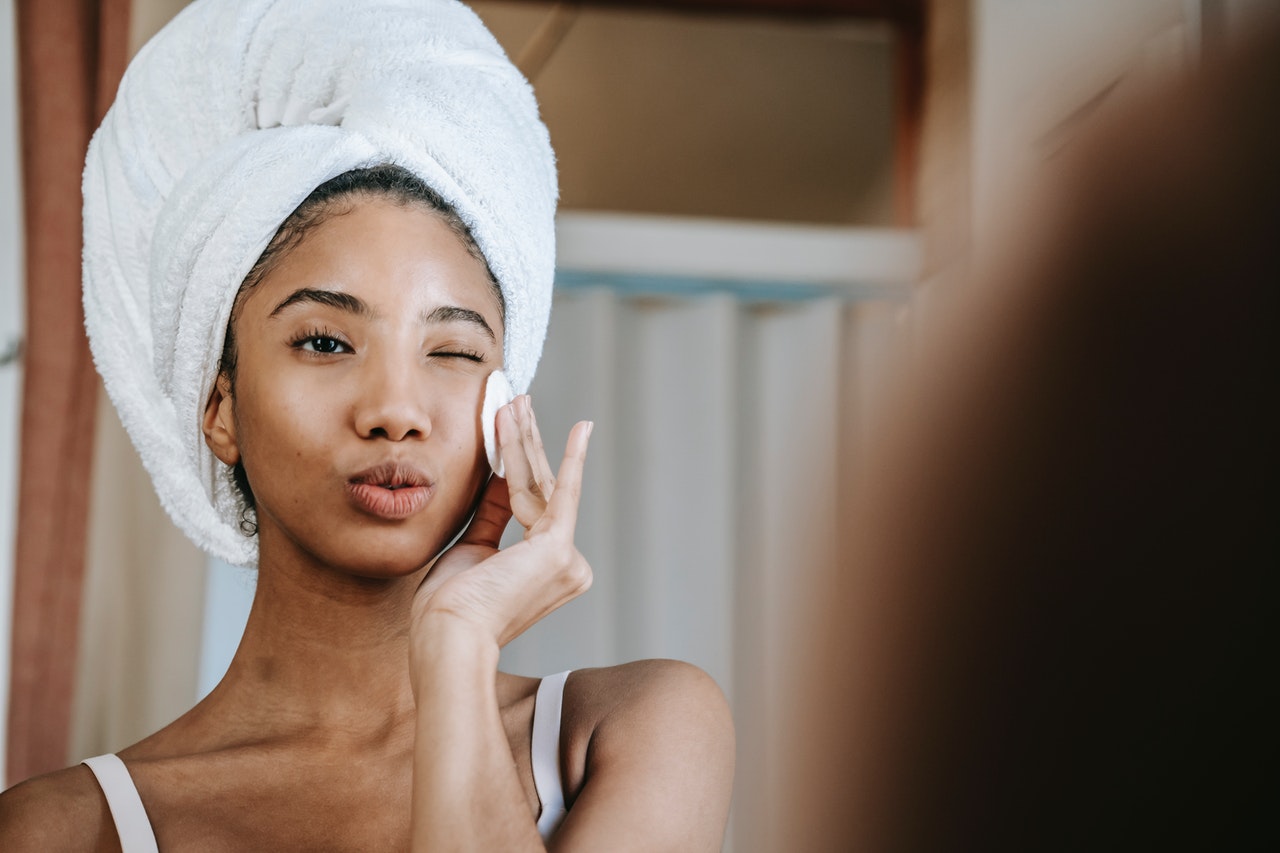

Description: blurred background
[0,1,1270,850]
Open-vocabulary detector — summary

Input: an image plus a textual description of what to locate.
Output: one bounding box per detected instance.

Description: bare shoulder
[555,660,734,851]
[567,658,733,739]
[0,764,119,852]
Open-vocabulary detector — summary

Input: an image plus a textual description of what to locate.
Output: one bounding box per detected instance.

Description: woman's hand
[407,398,593,850]
[406,397,734,852]
[411,395,594,653]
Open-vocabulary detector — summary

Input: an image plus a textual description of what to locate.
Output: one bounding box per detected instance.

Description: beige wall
[128,0,192,53]
[474,1,896,224]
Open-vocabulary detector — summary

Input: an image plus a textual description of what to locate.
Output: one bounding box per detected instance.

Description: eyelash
[435,347,485,363]
[290,327,351,355]
[288,328,486,363]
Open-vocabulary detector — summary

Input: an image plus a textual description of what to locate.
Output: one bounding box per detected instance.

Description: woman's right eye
[296,335,350,354]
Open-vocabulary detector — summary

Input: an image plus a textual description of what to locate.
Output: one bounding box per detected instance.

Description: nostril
[354,398,431,442]
[362,424,427,441]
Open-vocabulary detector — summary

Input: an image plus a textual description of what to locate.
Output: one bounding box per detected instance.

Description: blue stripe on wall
[554,270,906,303]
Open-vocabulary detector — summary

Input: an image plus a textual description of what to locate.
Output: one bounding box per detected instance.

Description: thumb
[457,475,513,549]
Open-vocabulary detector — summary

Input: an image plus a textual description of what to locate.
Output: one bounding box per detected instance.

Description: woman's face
[207,197,504,578]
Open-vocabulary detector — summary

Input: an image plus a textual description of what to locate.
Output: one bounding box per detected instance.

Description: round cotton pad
[482,370,515,478]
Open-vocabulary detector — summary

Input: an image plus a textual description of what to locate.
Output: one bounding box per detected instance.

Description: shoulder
[567,659,733,741]
[556,660,734,850]
[571,659,733,771]
[0,763,119,851]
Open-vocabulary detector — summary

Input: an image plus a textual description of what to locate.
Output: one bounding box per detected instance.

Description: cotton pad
[482,370,515,478]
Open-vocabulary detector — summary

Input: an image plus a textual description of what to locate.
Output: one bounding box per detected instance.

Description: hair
[216,164,503,535]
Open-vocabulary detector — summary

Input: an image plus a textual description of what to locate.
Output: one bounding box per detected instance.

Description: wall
[473,0,897,225]
[500,214,916,853]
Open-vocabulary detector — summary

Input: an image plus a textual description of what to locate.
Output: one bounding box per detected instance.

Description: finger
[520,396,558,501]
[535,420,593,539]
[498,398,547,527]
[456,475,512,549]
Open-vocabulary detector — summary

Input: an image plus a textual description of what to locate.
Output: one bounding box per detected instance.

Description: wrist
[409,611,501,682]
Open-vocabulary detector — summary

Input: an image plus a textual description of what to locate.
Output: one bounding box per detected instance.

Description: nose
[353,358,432,442]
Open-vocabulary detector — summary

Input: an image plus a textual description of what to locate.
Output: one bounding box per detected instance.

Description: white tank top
[83,670,572,850]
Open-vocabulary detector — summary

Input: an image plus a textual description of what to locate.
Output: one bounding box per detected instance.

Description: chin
[266,521,453,580]
[257,496,473,579]
[330,537,450,580]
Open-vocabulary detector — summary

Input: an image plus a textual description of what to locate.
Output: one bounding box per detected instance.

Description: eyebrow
[422,305,496,343]
[270,287,496,342]
[270,288,374,319]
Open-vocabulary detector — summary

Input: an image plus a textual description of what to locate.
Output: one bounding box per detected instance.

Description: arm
[409,396,593,851]
[410,625,735,853]
[408,399,735,851]
[409,618,540,850]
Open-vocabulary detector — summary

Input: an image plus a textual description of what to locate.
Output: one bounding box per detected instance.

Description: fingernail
[586,421,595,440]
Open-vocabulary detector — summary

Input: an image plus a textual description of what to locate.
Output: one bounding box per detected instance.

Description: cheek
[243,381,322,448]
[423,388,490,516]
[438,403,488,478]
[232,373,339,497]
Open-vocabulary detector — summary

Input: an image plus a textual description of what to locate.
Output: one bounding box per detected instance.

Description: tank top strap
[531,669,572,839]
[82,754,160,853]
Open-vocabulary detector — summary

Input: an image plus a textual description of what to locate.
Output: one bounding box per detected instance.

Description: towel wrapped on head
[82,0,557,567]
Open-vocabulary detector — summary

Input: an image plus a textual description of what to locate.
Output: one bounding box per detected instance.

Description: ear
[202,373,240,466]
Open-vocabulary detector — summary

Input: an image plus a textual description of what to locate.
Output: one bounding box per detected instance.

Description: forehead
[243,197,504,326]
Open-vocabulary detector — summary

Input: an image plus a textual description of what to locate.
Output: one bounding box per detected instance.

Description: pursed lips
[346,462,433,519]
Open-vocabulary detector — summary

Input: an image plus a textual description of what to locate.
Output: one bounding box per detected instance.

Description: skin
[0,198,734,851]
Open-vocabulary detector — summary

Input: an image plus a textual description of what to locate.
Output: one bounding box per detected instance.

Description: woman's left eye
[432,349,484,363]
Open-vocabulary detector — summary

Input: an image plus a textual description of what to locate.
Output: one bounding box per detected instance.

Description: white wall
[504,215,916,853]
[0,0,25,787]
[196,559,253,700]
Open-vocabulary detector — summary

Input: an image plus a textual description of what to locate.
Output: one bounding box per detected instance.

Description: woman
[0,1,734,850]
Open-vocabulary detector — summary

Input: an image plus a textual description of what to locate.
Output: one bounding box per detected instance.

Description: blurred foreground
[779,16,1278,852]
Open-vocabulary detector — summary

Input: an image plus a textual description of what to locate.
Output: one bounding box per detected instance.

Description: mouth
[346,463,433,520]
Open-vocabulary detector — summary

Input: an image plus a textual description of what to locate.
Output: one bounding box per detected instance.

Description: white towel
[83,0,557,566]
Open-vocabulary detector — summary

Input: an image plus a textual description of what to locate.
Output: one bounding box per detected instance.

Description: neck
[200,538,429,743]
